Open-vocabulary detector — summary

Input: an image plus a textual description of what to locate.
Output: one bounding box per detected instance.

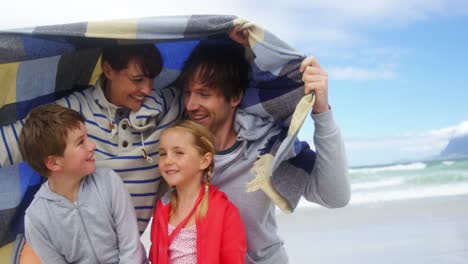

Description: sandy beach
[276,194,468,264]
[142,194,468,263]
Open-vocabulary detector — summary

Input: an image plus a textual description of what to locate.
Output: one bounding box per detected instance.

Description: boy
[19,104,145,263]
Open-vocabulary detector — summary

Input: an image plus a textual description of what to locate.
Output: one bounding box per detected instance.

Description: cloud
[4,0,467,34]
[3,0,467,54]
[344,121,468,165]
[427,121,468,138]
[271,0,468,23]
[0,1,250,29]
[329,66,396,81]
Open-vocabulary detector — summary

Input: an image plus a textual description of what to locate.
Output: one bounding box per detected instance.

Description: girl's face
[159,128,212,189]
[103,59,154,111]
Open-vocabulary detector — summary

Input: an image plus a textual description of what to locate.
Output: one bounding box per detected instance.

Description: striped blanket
[0,15,307,262]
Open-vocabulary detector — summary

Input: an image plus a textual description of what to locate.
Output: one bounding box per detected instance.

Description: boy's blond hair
[18,104,85,176]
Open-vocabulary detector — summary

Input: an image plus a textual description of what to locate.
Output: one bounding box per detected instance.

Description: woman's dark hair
[101,44,163,78]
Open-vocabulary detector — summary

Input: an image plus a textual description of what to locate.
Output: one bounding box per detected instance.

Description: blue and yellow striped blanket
[0,15,306,262]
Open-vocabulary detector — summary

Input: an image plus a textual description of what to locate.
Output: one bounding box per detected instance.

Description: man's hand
[229,25,250,47]
[300,56,329,114]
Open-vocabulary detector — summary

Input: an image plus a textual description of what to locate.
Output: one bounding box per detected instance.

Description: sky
[1,0,468,166]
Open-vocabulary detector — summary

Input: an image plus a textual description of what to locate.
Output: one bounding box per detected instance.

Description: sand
[141,194,468,263]
[276,195,468,264]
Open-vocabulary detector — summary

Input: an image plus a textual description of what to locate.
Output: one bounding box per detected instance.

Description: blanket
[0,15,308,263]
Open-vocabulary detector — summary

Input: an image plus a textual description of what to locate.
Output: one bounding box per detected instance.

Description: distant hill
[439,134,468,159]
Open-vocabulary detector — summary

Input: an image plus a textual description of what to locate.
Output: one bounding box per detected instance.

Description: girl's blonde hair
[162,120,215,220]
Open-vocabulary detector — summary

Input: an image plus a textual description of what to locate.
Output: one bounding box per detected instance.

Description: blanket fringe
[245,94,315,214]
[247,154,292,213]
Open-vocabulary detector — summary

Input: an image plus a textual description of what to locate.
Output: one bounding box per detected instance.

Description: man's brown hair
[178,41,250,102]
[18,104,85,176]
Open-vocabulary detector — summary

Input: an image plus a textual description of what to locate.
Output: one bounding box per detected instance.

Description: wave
[350,183,468,204]
[293,182,468,210]
[351,178,404,191]
[442,161,455,166]
[288,159,468,211]
[350,162,427,174]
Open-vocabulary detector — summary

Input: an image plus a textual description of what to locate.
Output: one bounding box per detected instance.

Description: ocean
[296,158,468,209]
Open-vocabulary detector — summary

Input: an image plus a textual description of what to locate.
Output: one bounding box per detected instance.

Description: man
[178,34,350,263]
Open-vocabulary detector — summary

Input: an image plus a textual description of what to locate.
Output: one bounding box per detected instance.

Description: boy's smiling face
[56,122,96,178]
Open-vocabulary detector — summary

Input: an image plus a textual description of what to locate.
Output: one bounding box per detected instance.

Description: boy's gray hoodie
[24,167,145,264]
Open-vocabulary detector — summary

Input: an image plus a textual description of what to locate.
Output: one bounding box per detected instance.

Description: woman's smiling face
[103,59,154,111]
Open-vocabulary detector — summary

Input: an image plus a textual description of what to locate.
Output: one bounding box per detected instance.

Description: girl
[149,120,246,264]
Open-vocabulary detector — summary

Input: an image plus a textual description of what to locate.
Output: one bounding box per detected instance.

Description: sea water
[296,158,468,209]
